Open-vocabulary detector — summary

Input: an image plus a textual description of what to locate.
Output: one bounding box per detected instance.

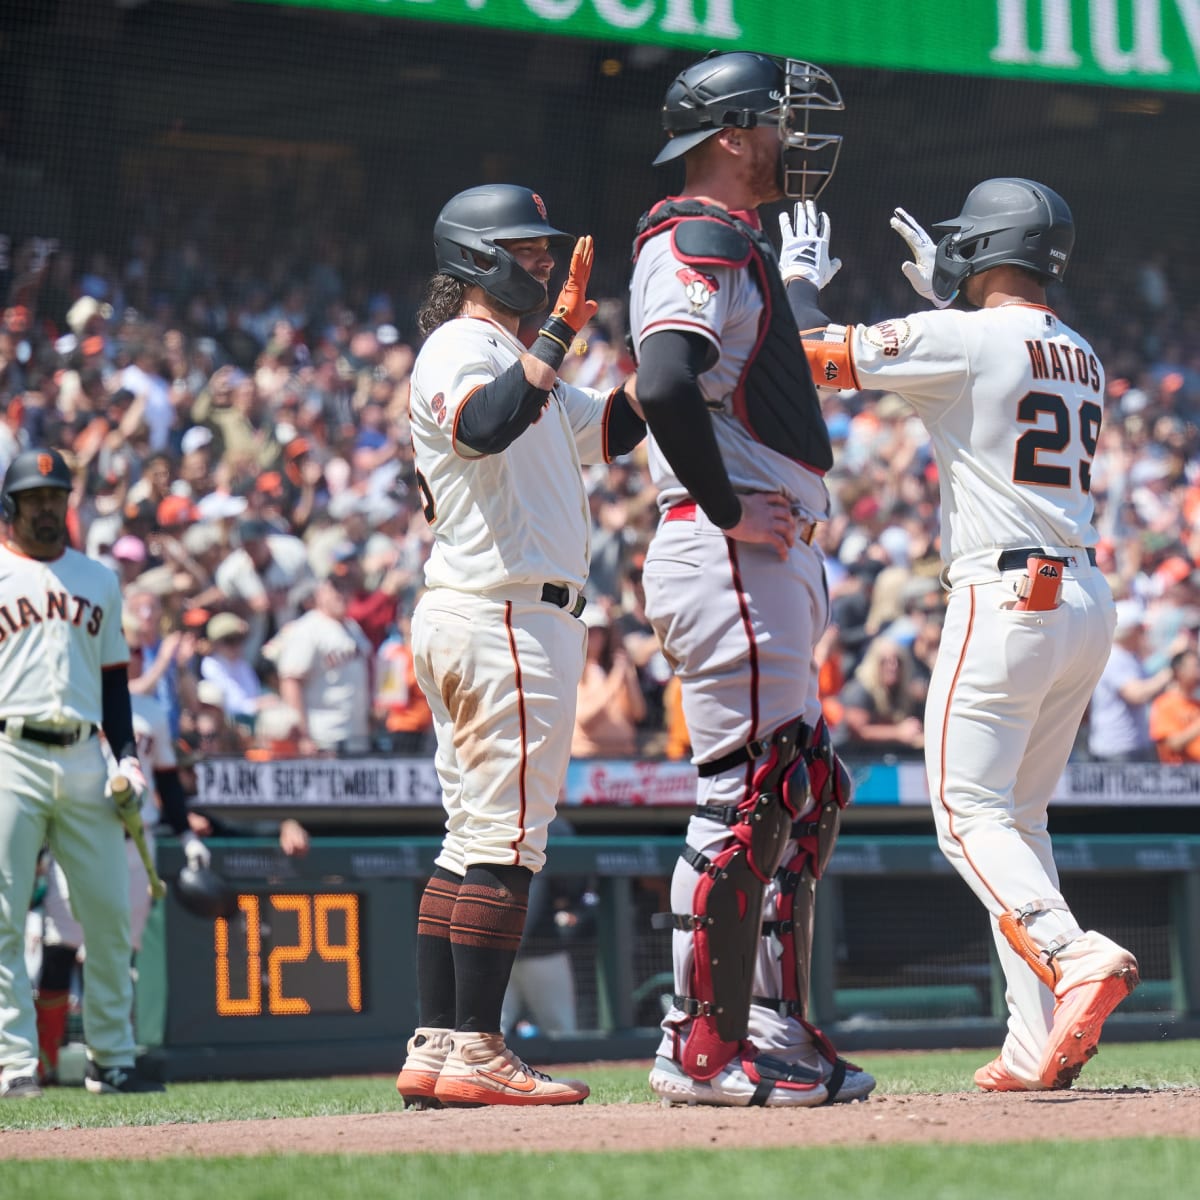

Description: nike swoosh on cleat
[477,1069,540,1093]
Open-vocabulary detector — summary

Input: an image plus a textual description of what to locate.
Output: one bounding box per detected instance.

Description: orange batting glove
[550,236,600,333]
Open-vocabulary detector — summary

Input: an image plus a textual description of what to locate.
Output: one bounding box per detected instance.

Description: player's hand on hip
[180,830,212,871]
[726,492,797,560]
[889,208,953,309]
[550,236,600,334]
[779,201,842,289]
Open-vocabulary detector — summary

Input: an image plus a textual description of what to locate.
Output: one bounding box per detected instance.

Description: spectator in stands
[840,637,925,757]
[276,574,371,755]
[373,615,433,753]
[124,586,190,738]
[199,612,261,729]
[213,517,311,664]
[571,605,645,760]
[1149,648,1200,763]
[1088,602,1182,762]
[613,554,671,751]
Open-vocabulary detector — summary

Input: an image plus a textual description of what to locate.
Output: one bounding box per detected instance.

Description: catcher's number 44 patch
[676,267,719,313]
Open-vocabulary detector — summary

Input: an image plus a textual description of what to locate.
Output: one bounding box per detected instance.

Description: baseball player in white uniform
[0,449,163,1097]
[37,669,208,1083]
[789,177,1139,1091]
[394,184,644,1109]
[630,51,873,1108]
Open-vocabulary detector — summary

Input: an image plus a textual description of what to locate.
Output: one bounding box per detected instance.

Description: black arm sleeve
[456,359,552,456]
[606,388,647,458]
[636,330,741,530]
[786,278,833,334]
[100,666,136,762]
[155,767,190,836]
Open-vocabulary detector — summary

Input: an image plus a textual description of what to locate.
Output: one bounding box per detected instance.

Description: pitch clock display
[214,892,363,1017]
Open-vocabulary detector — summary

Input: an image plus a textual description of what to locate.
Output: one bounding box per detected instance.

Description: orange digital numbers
[213,892,362,1017]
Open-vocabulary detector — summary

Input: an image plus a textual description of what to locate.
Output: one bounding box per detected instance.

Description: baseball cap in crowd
[284,436,311,460]
[376,324,400,346]
[238,518,273,545]
[1154,556,1199,592]
[112,535,147,564]
[256,471,284,498]
[158,494,198,528]
[182,607,212,631]
[66,296,114,337]
[182,522,223,557]
[196,681,226,708]
[207,613,250,643]
[196,492,248,520]
[1113,600,1146,639]
[181,426,214,456]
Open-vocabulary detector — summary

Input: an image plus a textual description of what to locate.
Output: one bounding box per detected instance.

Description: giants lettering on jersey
[322,646,362,670]
[1025,339,1101,392]
[0,590,103,645]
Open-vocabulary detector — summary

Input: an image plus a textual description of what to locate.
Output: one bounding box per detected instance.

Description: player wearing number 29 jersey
[832,302,1103,583]
[792,178,1138,1095]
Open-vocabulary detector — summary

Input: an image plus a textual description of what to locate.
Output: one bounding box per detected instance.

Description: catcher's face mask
[777,60,844,201]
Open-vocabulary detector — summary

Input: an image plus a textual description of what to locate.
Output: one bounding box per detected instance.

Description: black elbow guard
[457,360,550,456]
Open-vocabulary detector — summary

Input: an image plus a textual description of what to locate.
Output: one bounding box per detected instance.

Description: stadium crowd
[2,227,1199,765]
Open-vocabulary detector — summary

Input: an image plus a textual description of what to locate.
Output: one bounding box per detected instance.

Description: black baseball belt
[997,547,1097,572]
[540,583,587,619]
[0,719,97,746]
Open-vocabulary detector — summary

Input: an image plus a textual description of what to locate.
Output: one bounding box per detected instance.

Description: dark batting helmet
[931,177,1075,304]
[653,51,844,199]
[1,448,73,521]
[433,184,574,316]
[175,864,240,920]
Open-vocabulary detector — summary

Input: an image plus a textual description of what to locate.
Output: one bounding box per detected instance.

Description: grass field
[3,1042,1198,1199]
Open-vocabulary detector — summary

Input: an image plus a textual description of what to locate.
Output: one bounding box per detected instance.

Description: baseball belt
[665,500,818,545]
[0,719,97,746]
[540,582,587,619]
[997,546,1097,572]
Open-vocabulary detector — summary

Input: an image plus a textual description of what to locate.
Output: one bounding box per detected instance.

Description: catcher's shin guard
[665,718,810,1080]
[754,719,849,1025]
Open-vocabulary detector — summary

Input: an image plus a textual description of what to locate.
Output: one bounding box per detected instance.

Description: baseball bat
[112,774,168,901]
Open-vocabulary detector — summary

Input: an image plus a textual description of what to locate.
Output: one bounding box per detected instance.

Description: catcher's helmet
[931,178,1075,304]
[1,448,72,521]
[433,184,574,316]
[653,51,844,199]
[175,864,239,920]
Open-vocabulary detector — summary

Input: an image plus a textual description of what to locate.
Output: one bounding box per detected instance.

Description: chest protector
[633,199,833,474]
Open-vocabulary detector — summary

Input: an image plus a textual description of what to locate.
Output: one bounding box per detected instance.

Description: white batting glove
[180,830,212,871]
[890,207,953,308]
[106,755,147,803]
[779,201,842,290]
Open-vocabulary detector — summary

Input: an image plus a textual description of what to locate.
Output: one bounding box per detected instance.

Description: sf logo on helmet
[37,453,55,476]
[531,193,548,221]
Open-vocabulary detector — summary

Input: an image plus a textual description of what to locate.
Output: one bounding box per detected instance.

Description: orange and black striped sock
[450,864,532,1033]
[415,867,461,1028]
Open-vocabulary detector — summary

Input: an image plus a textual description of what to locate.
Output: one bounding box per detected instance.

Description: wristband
[531,319,572,371]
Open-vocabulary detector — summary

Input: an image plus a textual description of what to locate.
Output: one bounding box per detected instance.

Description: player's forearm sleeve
[155,767,189,835]
[456,359,551,455]
[636,330,741,530]
[100,665,137,761]
[606,388,646,458]
[786,278,832,335]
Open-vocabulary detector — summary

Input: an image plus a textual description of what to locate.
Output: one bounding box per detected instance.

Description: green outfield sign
[242,0,1200,91]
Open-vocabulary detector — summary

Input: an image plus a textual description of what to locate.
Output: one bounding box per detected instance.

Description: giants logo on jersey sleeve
[431,392,447,425]
[863,319,912,358]
[676,267,719,313]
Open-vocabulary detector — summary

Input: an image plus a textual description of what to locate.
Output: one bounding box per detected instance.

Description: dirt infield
[5,1088,1199,1159]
